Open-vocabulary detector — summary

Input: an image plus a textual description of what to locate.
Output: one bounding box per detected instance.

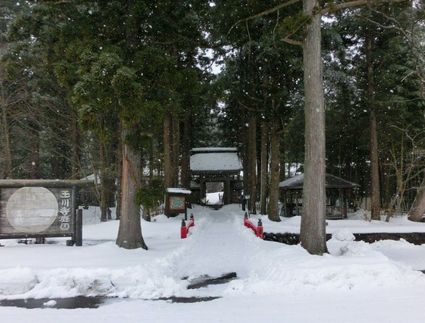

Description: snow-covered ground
[1,204,425,322]
[205,191,223,205]
[259,210,425,234]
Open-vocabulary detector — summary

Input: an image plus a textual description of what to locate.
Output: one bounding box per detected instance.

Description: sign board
[169,195,186,210]
[0,180,91,246]
[0,187,74,236]
[164,188,191,217]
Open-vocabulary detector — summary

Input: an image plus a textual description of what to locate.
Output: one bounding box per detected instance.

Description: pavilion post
[200,177,206,205]
[296,190,301,216]
[282,190,287,217]
[225,178,231,204]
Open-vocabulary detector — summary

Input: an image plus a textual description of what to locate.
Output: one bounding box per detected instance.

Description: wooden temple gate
[190,148,243,205]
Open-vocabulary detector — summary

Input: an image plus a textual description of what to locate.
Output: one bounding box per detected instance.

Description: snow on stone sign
[1,186,74,236]
[6,187,60,233]
[0,179,89,245]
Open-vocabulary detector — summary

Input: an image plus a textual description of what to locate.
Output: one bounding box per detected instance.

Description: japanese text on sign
[59,190,71,231]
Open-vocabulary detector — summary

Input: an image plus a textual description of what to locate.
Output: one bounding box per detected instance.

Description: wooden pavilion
[279,173,359,219]
[189,148,243,205]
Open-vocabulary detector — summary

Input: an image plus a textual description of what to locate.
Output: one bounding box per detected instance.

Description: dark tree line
[1,1,424,254]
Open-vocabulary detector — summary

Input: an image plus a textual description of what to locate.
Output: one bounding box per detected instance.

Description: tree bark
[1,98,12,178]
[299,0,327,255]
[268,121,281,221]
[99,141,109,222]
[181,111,191,189]
[163,111,173,189]
[172,111,180,186]
[242,124,249,207]
[279,137,286,181]
[260,120,268,215]
[409,176,425,222]
[116,127,148,249]
[248,115,257,214]
[28,126,40,179]
[71,110,81,179]
[149,136,154,181]
[115,120,123,220]
[366,32,381,221]
[116,0,147,248]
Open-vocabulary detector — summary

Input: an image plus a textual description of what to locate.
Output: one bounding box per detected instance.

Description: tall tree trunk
[149,137,154,181]
[268,121,281,222]
[409,176,425,222]
[115,120,123,220]
[242,124,249,208]
[172,111,180,186]
[116,127,148,249]
[1,99,12,178]
[116,0,147,248]
[300,0,327,255]
[99,141,109,222]
[29,126,40,179]
[256,133,262,208]
[71,110,81,179]
[181,111,191,189]
[163,111,173,188]
[260,120,268,215]
[249,115,257,214]
[279,137,286,181]
[367,32,381,221]
[383,163,392,211]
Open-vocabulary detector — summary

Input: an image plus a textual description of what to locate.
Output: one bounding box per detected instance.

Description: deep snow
[1,204,425,322]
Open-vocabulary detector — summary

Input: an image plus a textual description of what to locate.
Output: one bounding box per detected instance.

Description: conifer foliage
[1,1,424,252]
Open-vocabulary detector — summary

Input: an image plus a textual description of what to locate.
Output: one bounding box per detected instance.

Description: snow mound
[0,268,38,295]
[43,300,56,307]
[332,229,355,241]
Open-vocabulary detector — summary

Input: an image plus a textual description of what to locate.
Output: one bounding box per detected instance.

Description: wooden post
[225,178,231,204]
[71,186,82,246]
[282,190,287,217]
[343,189,348,218]
[75,209,83,246]
[296,190,301,216]
[200,177,206,204]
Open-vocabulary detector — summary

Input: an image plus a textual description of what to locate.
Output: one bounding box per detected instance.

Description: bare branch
[282,37,303,46]
[228,0,301,35]
[322,0,409,15]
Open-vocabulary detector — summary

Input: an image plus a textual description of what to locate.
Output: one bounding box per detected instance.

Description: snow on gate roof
[190,147,242,173]
[166,188,191,194]
[279,173,359,190]
[191,147,238,153]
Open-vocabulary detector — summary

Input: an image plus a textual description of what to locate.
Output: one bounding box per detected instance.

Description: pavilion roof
[279,173,359,190]
[190,147,242,173]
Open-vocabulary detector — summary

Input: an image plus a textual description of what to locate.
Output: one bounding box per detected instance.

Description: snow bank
[0,266,183,299]
[0,268,37,295]
[224,215,425,297]
[1,205,425,302]
[260,212,425,234]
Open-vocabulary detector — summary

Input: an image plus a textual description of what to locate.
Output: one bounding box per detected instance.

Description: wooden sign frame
[0,180,92,246]
[164,188,191,217]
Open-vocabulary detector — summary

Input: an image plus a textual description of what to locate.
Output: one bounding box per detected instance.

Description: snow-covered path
[172,207,258,278]
[2,205,425,322]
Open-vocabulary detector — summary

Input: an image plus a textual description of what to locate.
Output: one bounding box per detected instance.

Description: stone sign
[1,186,74,235]
[0,180,91,245]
